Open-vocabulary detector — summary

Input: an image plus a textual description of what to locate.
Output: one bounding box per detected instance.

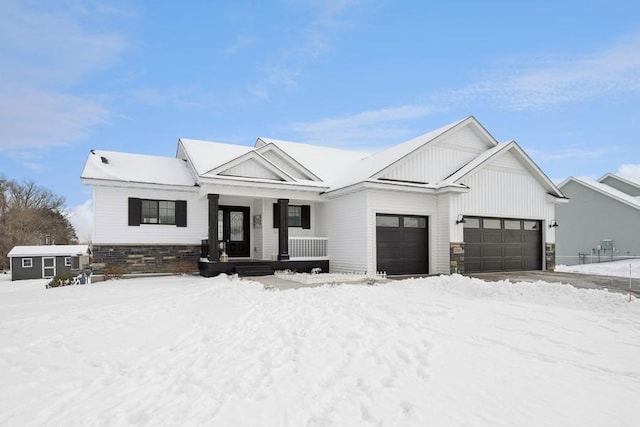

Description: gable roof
[597,173,640,196]
[81,150,196,187]
[559,177,640,210]
[441,140,566,198]
[178,138,252,176]
[255,137,369,186]
[8,245,89,258]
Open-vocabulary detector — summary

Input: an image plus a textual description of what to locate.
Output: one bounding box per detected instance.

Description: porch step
[234,263,273,277]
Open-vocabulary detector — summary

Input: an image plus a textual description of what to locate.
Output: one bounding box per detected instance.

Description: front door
[42,257,56,278]
[218,206,250,257]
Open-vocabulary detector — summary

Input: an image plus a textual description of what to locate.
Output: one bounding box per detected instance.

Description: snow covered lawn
[557,258,640,278]
[1,274,639,427]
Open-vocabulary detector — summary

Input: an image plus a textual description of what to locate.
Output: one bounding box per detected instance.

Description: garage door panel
[376,214,428,275]
[464,217,542,273]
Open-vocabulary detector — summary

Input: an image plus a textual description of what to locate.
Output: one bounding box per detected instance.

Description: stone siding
[92,244,201,275]
[545,243,556,271]
[450,242,465,274]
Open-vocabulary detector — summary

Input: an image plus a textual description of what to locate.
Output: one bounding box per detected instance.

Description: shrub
[103,264,124,281]
[46,275,74,289]
[171,261,195,276]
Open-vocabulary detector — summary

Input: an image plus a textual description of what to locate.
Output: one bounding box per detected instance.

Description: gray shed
[7,245,89,281]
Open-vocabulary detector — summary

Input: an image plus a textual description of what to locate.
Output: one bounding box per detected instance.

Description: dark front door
[218,206,250,257]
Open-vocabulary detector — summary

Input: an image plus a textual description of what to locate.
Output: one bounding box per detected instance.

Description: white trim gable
[373,117,499,185]
[255,142,322,181]
[443,141,566,199]
[597,173,640,196]
[205,151,295,182]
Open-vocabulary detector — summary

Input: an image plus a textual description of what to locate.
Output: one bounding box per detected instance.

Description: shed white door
[42,257,56,278]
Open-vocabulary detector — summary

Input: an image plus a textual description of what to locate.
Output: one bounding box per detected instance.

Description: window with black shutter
[273,204,311,229]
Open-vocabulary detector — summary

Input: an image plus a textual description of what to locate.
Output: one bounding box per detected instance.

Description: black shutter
[175,200,187,227]
[301,205,311,229]
[128,198,141,226]
[273,203,280,228]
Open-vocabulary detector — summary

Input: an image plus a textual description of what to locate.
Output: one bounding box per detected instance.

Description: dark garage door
[376,214,428,275]
[464,217,542,273]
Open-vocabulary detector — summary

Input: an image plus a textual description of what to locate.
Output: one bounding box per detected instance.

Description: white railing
[289,237,328,260]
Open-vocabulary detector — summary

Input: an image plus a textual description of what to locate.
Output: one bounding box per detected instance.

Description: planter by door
[218,206,250,257]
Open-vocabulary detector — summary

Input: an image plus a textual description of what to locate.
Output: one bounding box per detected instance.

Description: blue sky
[1,0,639,228]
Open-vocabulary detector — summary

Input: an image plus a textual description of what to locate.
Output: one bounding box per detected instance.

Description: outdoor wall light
[549,219,559,228]
[456,214,466,225]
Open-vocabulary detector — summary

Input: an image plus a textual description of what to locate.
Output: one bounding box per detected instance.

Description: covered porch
[199,193,329,277]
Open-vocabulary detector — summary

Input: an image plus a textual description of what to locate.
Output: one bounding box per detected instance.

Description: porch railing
[289,237,328,260]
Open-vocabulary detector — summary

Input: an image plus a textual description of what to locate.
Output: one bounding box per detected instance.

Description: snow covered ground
[1,274,639,427]
[556,258,640,278]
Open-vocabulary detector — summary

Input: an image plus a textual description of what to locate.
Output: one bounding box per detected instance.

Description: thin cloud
[617,164,640,184]
[67,199,94,243]
[450,33,640,111]
[528,147,607,162]
[0,1,129,148]
[254,0,363,97]
[221,35,256,55]
[286,104,440,146]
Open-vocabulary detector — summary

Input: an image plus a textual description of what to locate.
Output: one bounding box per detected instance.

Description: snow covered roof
[255,137,369,185]
[8,245,89,258]
[81,150,196,187]
[178,138,253,176]
[560,177,640,210]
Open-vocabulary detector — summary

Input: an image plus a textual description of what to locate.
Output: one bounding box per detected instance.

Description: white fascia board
[546,193,570,203]
[80,177,199,193]
[597,173,640,189]
[197,183,326,202]
[322,180,469,199]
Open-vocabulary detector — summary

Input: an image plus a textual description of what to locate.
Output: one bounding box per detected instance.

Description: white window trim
[22,258,33,268]
[64,257,71,267]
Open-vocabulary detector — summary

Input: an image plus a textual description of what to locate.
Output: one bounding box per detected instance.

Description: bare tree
[0,178,77,270]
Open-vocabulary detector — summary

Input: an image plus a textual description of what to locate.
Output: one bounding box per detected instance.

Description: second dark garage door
[464,217,542,273]
[376,214,428,275]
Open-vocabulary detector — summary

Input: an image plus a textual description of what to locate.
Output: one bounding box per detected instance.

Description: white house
[556,173,640,265]
[81,116,566,277]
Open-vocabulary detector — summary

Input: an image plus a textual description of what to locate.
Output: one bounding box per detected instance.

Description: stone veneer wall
[545,243,556,271]
[450,242,465,274]
[92,244,201,275]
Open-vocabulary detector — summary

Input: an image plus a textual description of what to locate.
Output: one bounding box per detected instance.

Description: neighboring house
[556,174,640,265]
[8,245,89,281]
[81,116,566,277]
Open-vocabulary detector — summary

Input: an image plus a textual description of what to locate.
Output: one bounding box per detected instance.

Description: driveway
[467,271,640,297]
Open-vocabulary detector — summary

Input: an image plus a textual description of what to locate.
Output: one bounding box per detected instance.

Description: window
[22,258,33,268]
[376,215,400,227]
[142,200,175,224]
[463,218,480,228]
[404,216,427,228]
[288,205,302,227]
[504,220,521,230]
[483,219,502,229]
[65,257,71,267]
[273,204,311,229]
[128,198,187,227]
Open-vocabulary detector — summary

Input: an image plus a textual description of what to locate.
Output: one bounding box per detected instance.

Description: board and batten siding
[325,192,368,273]
[366,189,439,275]
[93,186,206,245]
[449,153,556,245]
[435,193,453,274]
[379,124,492,183]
